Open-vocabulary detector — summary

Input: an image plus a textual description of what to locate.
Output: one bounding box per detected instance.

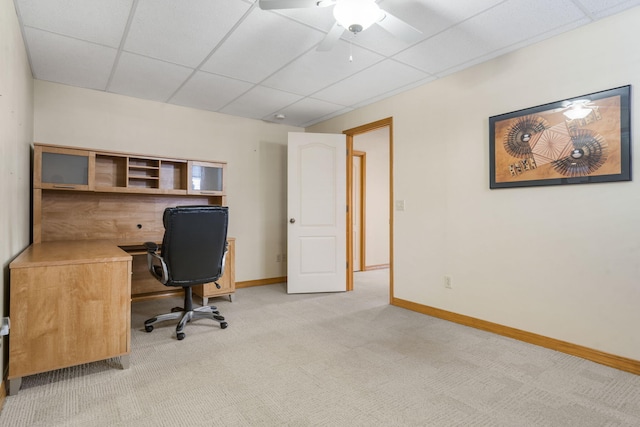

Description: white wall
[309,8,640,361]
[354,127,390,267]
[33,81,302,282]
[0,0,34,377]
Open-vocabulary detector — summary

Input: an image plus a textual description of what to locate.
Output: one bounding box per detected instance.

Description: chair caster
[220,322,228,329]
[145,325,154,333]
[213,314,225,321]
[177,332,186,340]
[171,307,182,313]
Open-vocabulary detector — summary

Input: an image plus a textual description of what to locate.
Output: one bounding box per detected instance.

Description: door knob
[289,218,296,224]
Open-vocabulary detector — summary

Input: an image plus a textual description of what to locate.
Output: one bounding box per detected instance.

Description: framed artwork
[489,85,631,189]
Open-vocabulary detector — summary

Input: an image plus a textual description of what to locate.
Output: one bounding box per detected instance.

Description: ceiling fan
[258,0,423,51]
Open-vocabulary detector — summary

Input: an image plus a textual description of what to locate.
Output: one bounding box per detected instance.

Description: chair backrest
[160,205,229,287]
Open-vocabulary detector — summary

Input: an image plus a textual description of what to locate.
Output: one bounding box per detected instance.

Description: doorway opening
[352,150,365,272]
[344,118,393,303]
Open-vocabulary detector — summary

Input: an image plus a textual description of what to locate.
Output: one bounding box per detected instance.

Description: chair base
[144,305,228,340]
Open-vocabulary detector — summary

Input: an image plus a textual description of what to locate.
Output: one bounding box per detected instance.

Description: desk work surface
[10,240,131,268]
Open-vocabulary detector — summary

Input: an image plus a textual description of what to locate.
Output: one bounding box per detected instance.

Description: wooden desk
[31,143,236,301]
[8,241,132,395]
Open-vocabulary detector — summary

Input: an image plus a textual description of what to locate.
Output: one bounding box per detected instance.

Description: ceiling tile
[475,0,588,45]
[378,0,505,39]
[170,71,254,112]
[272,6,336,32]
[350,76,436,109]
[267,98,351,127]
[108,52,193,102]
[16,0,133,47]
[202,8,326,83]
[220,86,303,120]
[393,26,495,75]
[575,0,640,18]
[263,40,384,96]
[345,25,420,57]
[124,0,251,67]
[394,0,589,75]
[24,27,117,90]
[313,60,432,106]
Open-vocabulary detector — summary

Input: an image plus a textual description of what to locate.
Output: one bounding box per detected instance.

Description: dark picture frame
[489,85,631,189]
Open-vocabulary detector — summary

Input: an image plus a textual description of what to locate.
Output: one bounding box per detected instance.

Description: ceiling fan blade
[258,0,322,10]
[317,21,345,51]
[376,12,422,44]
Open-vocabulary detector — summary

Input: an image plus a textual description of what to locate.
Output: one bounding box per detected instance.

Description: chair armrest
[146,249,169,284]
[144,241,159,253]
[219,241,229,278]
[211,242,229,290]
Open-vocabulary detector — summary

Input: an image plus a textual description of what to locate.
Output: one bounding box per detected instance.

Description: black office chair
[143,205,229,340]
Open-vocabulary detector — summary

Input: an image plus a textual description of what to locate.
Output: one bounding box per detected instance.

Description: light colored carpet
[1,269,639,426]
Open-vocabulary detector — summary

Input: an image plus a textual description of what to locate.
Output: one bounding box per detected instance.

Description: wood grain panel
[160,161,187,190]
[40,191,216,245]
[9,256,131,378]
[95,155,127,188]
[236,276,287,288]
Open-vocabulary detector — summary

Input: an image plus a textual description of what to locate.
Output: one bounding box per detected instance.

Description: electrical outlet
[444,275,452,289]
[276,254,281,262]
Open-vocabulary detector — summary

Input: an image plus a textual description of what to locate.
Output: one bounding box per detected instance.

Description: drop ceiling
[14,0,640,127]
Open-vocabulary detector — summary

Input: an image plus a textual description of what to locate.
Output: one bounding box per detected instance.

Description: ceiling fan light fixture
[333,0,383,33]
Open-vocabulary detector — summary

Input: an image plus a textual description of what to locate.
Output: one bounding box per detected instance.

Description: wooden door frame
[352,150,366,272]
[344,117,393,303]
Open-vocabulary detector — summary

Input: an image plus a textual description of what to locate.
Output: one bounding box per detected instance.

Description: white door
[287,132,346,294]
